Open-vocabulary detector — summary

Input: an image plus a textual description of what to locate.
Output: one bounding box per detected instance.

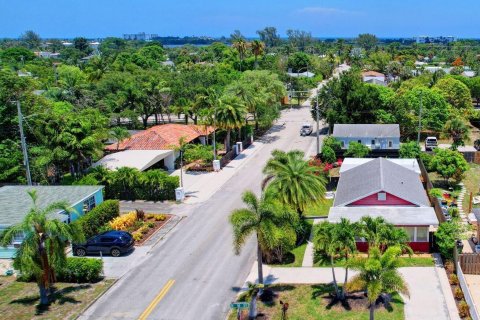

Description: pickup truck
[300,123,313,136]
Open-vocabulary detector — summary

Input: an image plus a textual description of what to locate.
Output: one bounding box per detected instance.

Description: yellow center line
[138,279,175,320]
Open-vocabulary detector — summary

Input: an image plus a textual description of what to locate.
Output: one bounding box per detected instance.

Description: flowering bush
[154,214,167,221]
[109,211,137,231]
[132,232,143,241]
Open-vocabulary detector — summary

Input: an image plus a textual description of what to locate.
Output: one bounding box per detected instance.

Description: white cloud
[296,7,359,15]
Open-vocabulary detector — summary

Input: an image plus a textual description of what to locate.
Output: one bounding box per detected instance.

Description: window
[388,140,393,148]
[357,140,362,144]
[83,196,96,213]
[403,227,415,241]
[416,227,429,242]
[100,237,115,243]
[377,192,387,201]
[371,140,375,146]
[341,141,345,148]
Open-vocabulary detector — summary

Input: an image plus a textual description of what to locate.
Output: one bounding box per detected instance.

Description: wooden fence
[418,158,446,223]
[457,259,480,320]
[459,253,480,275]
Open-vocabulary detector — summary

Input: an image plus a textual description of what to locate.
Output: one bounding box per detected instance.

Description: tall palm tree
[216,95,246,151]
[250,40,265,69]
[0,190,84,305]
[110,126,130,151]
[230,190,298,286]
[232,38,249,71]
[347,246,409,320]
[263,150,327,216]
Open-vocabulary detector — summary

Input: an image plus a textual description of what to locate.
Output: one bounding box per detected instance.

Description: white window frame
[377,192,387,201]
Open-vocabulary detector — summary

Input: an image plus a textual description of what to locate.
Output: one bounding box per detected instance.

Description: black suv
[72,231,134,257]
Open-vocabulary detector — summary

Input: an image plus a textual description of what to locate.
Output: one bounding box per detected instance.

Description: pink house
[328,158,439,252]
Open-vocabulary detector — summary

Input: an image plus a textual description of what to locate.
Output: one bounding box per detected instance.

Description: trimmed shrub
[455,286,464,300]
[58,257,103,283]
[147,222,155,228]
[73,200,120,239]
[459,300,470,318]
[109,211,137,231]
[154,214,167,221]
[449,274,459,285]
[139,226,149,234]
[132,232,143,241]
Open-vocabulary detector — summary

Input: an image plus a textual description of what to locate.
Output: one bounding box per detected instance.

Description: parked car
[425,136,438,151]
[72,230,134,257]
[300,123,313,136]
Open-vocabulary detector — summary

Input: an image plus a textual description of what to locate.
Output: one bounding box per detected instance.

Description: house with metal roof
[328,158,438,252]
[0,185,104,258]
[332,124,400,150]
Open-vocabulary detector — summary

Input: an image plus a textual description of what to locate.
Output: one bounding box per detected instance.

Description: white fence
[457,261,480,320]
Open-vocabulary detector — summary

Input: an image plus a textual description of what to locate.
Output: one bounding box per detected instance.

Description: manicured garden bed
[110,212,171,245]
[0,275,114,320]
[228,284,404,320]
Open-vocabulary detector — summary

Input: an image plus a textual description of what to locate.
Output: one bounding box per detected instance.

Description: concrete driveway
[399,268,450,320]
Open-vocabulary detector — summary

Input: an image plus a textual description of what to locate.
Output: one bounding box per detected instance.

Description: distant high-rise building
[415,36,456,44]
[123,32,158,41]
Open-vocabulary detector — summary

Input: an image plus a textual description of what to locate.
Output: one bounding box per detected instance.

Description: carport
[94,150,176,171]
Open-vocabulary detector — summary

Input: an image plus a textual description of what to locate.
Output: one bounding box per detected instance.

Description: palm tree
[232,38,249,71]
[347,246,409,320]
[230,190,298,286]
[245,281,264,319]
[333,218,357,298]
[263,150,327,216]
[314,221,342,298]
[169,136,189,188]
[250,40,265,69]
[110,127,130,151]
[443,116,470,150]
[216,95,246,152]
[358,216,411,254]
[0,190,84,305]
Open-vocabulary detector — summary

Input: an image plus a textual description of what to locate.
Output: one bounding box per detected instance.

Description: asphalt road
[79,105,327,320]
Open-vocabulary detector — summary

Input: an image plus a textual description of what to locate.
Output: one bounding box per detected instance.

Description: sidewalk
[170,139,269,204]
[243,262,452,320]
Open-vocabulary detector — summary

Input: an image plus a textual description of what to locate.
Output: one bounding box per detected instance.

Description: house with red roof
[328,158,439,252]
[95,124,214,172]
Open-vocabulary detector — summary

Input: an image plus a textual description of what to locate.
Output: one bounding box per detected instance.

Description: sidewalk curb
[74,278,119,320]
[148,215,184,251]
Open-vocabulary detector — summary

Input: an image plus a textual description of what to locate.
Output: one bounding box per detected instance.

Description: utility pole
[316,94,320,155]
[417,92,423,145]
[16,100,32,185]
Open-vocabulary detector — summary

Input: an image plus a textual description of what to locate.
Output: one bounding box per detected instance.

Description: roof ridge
[379,158,384,190]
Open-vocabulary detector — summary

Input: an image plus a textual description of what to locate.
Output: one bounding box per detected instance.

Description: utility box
[236,142,243,152]
[213,159,221,172]
[233,144,239,155]
[175,187,185,202]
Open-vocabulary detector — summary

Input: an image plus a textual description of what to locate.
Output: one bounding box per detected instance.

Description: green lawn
[0,276,114,320]
[461,164,480,211]
[228,284,404,320]
[304,199,334,217]
[269,220,312,267]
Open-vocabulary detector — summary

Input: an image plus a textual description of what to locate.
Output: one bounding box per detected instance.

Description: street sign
[230,302,249,309]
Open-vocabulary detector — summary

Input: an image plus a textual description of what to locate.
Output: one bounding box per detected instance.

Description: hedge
[58,257,103,283]
[73,200,120,239]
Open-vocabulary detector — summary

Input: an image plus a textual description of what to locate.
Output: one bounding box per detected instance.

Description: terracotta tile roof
[106,124,214,151]
[362,71,385,77]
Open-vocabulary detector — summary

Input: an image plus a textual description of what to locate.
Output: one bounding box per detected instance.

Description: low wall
[457,261,480,320]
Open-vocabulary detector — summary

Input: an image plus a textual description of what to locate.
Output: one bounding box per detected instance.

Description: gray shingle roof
[333,158,430,207]
[332,124,400,138]
[0,186,103,226]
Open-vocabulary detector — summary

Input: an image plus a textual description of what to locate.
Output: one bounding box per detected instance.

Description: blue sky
[1,0,479,38]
